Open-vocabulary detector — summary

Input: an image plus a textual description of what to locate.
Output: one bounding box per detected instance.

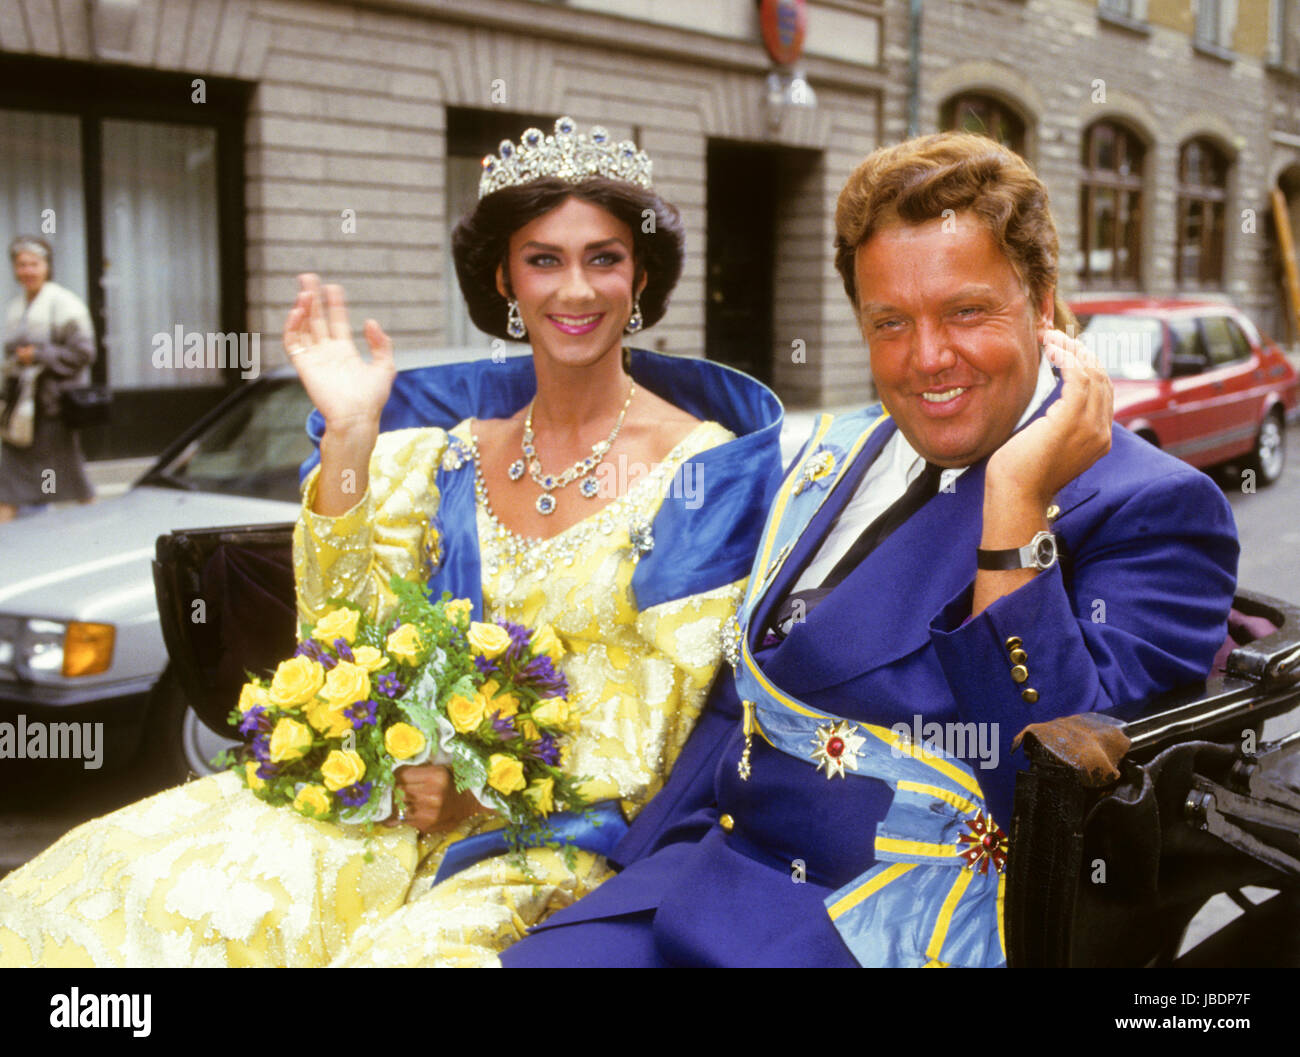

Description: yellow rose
[305,699,352,739]
[352,645,389,672]
[269,655,325,709]
[444,598,473,625]
[523,777,555,817]
[237,681,270,714]
[293,784,331,818]
[385,722,427,760]
[446,692,485,734]
[519,718,540,741]
[467,622,512,660]
[385,624,424,666]
[320,661,371,708]
[485,689,520,719]
[531,696,571,731]
[530,624,566,662]
[244,761,266,791]
[311,607,360,646]
[320,748,367,791]
[486,753,527,795]
[269,717,314,762]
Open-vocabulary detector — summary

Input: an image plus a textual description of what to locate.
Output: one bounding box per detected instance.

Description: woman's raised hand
[282,274,396,435]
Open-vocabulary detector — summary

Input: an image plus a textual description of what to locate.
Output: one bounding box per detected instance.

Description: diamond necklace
[509,379,637,515]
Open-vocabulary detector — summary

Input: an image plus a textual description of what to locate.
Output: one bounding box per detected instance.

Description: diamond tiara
[478,116,653,199]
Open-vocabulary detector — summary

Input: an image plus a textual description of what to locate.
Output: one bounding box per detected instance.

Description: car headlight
[0,617,115,679]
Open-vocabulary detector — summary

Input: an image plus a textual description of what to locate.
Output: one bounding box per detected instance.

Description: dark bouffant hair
[452,177,685,341]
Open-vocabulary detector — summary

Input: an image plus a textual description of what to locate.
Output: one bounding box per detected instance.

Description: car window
[148,380,317,502]
[1224,318,1253,362]
[1168,318,1206,375]
[1074,314,1162,380]
[1201,315,1245,368]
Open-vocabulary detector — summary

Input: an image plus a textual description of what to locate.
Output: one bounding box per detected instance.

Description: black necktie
[770,461,944,638]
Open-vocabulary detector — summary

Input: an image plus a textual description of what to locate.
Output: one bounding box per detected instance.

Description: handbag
[0,362,38,447]
[60,383,113,429]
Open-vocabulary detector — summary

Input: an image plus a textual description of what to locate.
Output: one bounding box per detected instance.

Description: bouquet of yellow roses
[226,575,589,850]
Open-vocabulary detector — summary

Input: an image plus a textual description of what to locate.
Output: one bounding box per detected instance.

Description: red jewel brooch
[810,720,865,780]
[956,811,1009,874]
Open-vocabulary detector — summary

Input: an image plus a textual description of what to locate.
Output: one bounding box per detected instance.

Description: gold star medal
[810,720,865,779]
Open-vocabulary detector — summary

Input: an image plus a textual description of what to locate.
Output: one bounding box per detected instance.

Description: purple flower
[336,781,373,808]
[294,639,322,660]
[376,673,405,698]
[345,699,378,727]
[255,762,280,780]
[490,712,518,740]
[333,639,355,662]
[530,732,560,766]
[319,652,338,671]
[237,704,271,737]
[474,655,498,677]
[251,733,272,762]
[521,655,568,697]
[502,621,533,662]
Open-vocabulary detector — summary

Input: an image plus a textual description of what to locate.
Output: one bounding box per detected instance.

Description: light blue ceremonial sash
[730,407,1008,969]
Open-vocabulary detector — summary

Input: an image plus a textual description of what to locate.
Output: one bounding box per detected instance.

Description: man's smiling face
[855,212,1053,468]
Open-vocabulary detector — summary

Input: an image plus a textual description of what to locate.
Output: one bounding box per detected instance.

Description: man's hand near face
[974,328,1114,615]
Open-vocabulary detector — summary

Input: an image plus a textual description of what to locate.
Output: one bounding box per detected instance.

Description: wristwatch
[977,530,1058,572]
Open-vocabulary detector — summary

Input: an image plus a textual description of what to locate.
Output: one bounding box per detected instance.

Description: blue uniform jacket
[512,386,1239,966]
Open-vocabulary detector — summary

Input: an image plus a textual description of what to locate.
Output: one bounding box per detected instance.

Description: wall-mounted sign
[760,0,807,67]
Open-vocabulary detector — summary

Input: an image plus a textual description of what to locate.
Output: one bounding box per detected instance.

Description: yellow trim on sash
[996,871,1007,958]
[876,837,959,860]
[863,728,982,800]
[897,780,980,817]
[923,959,949,968]
[827,861,915,920]
[752,414,834,585]
[925,868,974,963]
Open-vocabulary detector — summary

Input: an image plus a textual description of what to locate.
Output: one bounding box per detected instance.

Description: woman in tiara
[0,117,783,968]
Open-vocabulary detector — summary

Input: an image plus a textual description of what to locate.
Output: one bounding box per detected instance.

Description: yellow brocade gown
[0,420,743,967]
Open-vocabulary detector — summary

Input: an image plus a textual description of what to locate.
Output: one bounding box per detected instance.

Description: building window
[941,94,1025,156]
[1098,0,1148,22]
[1080,121,1144,286]
[1269,0,1300,69]
[1195,0,1236,51]
[1176,138,1229,288]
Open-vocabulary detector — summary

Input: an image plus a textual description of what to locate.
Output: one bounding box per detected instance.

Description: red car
[1069,299,1298,486]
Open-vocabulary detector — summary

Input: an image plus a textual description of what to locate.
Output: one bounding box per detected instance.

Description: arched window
[941,93,1026,156]
[1176,138,1229,287]
[1080,121,1144,286]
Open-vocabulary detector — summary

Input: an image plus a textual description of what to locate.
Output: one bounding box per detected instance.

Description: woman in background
[0,236,95,521]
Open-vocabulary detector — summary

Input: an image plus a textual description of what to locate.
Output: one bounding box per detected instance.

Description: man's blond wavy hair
[833,132,1073,330]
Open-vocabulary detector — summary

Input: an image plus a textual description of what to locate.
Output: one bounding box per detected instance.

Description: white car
[0,350,481,783]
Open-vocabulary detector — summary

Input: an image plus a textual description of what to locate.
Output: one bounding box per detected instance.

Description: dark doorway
[706,141,777,385]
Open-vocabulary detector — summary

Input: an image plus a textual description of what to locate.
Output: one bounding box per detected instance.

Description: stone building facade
[0,0,1296,456]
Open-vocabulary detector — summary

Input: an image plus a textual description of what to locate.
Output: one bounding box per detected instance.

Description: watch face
[1033,533,1057,568]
